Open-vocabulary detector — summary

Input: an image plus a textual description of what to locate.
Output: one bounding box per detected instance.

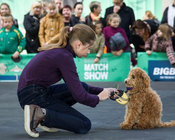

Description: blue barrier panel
[137,52,175,81]
[0,53,131,82]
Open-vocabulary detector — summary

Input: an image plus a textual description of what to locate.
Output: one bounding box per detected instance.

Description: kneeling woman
[17,24,116,137]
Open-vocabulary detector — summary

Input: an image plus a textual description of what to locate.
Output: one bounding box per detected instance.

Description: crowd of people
[0,0,174,138]
[0,0,175,67]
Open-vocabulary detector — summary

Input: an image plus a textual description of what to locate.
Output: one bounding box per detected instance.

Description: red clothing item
[103,26,130,52]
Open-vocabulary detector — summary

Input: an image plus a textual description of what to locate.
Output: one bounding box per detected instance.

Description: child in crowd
[145,24,175,68]
[0,3,18,29]
[17,24,116,138]
[0,15,26,60]
[71,2,85,26]
[103,13,130,55]
[90,20,105,63]
[39,2,64,47]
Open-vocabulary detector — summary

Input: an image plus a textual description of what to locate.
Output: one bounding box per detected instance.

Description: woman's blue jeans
[17,82,91,134]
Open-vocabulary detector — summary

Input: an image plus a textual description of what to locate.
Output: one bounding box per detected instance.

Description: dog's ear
[141,71,150,88]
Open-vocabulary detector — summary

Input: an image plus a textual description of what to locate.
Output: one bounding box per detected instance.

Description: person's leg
[42,100,91,134]
[18,84,91,134]
[45,83,91,133]
[47,82,89,106]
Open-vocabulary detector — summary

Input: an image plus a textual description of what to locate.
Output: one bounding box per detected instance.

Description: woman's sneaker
[38,124,59,132]
[24,104,45,137]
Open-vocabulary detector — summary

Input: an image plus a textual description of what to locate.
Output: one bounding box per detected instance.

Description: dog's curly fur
[120,67,175,130]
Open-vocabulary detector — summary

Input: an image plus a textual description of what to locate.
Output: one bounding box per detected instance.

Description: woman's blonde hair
[144,10,155,20]
[30,1,42,16]
[38,24,96,51]
[158,24,172,41]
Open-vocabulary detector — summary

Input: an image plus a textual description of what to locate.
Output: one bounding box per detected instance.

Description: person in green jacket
[0,14,26,60]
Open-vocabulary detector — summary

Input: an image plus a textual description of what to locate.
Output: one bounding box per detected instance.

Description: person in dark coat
[143,10,160,35]
[161,0,175,51]
[23,1,42,53]
[104,0,135,40]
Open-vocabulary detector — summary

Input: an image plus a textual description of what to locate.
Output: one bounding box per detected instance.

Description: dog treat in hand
[110,90,129,105]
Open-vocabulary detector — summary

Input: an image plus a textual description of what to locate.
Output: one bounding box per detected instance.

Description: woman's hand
[98,88,117,101]
[98,89,110,101]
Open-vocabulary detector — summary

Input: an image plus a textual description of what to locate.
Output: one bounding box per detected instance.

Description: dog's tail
[159,121,175,127]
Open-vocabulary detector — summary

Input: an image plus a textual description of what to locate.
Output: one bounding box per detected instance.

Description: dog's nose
[125,80,127,84]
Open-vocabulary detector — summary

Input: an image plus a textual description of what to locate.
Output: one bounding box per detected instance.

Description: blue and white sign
[148,60,175,81]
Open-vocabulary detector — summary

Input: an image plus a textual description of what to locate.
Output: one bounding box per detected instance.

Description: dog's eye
[132,75,135,79]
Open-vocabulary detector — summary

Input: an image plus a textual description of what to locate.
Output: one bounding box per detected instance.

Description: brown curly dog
[120,67,175,130]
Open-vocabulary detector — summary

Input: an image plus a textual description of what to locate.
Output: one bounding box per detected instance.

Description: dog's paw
[132,123,154,129]
[120,122,132,130]
[132,123,144,129]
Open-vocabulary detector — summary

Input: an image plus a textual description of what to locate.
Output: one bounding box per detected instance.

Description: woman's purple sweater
[18,45,103,107]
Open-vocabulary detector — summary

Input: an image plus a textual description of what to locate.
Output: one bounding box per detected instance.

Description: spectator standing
[40,1,48,18]
[89,20,105,63]
[23,1,42,53]
[161,0,175,31]
[54,0,63,14]
[103,13,130,54]
[143,10,160,35]
[61,5,73,26]
[71,2,85,26]
[161,0,175,51]
[39,2,64,47]
[85,1,105,27]
[104,0,135,40]
[0,15,26,60]
[145,24,175,68]
[0,3,19,29]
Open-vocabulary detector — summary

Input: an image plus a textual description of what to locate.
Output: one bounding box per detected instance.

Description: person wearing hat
[109,32,131,56]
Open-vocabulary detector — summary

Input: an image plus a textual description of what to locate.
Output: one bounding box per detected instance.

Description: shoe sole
[38,124,59,132]
[24,105,39,137]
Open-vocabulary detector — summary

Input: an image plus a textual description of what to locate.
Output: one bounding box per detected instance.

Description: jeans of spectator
[17,82,91,134]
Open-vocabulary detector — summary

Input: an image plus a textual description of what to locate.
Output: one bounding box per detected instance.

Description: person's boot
[24,104,45,137]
